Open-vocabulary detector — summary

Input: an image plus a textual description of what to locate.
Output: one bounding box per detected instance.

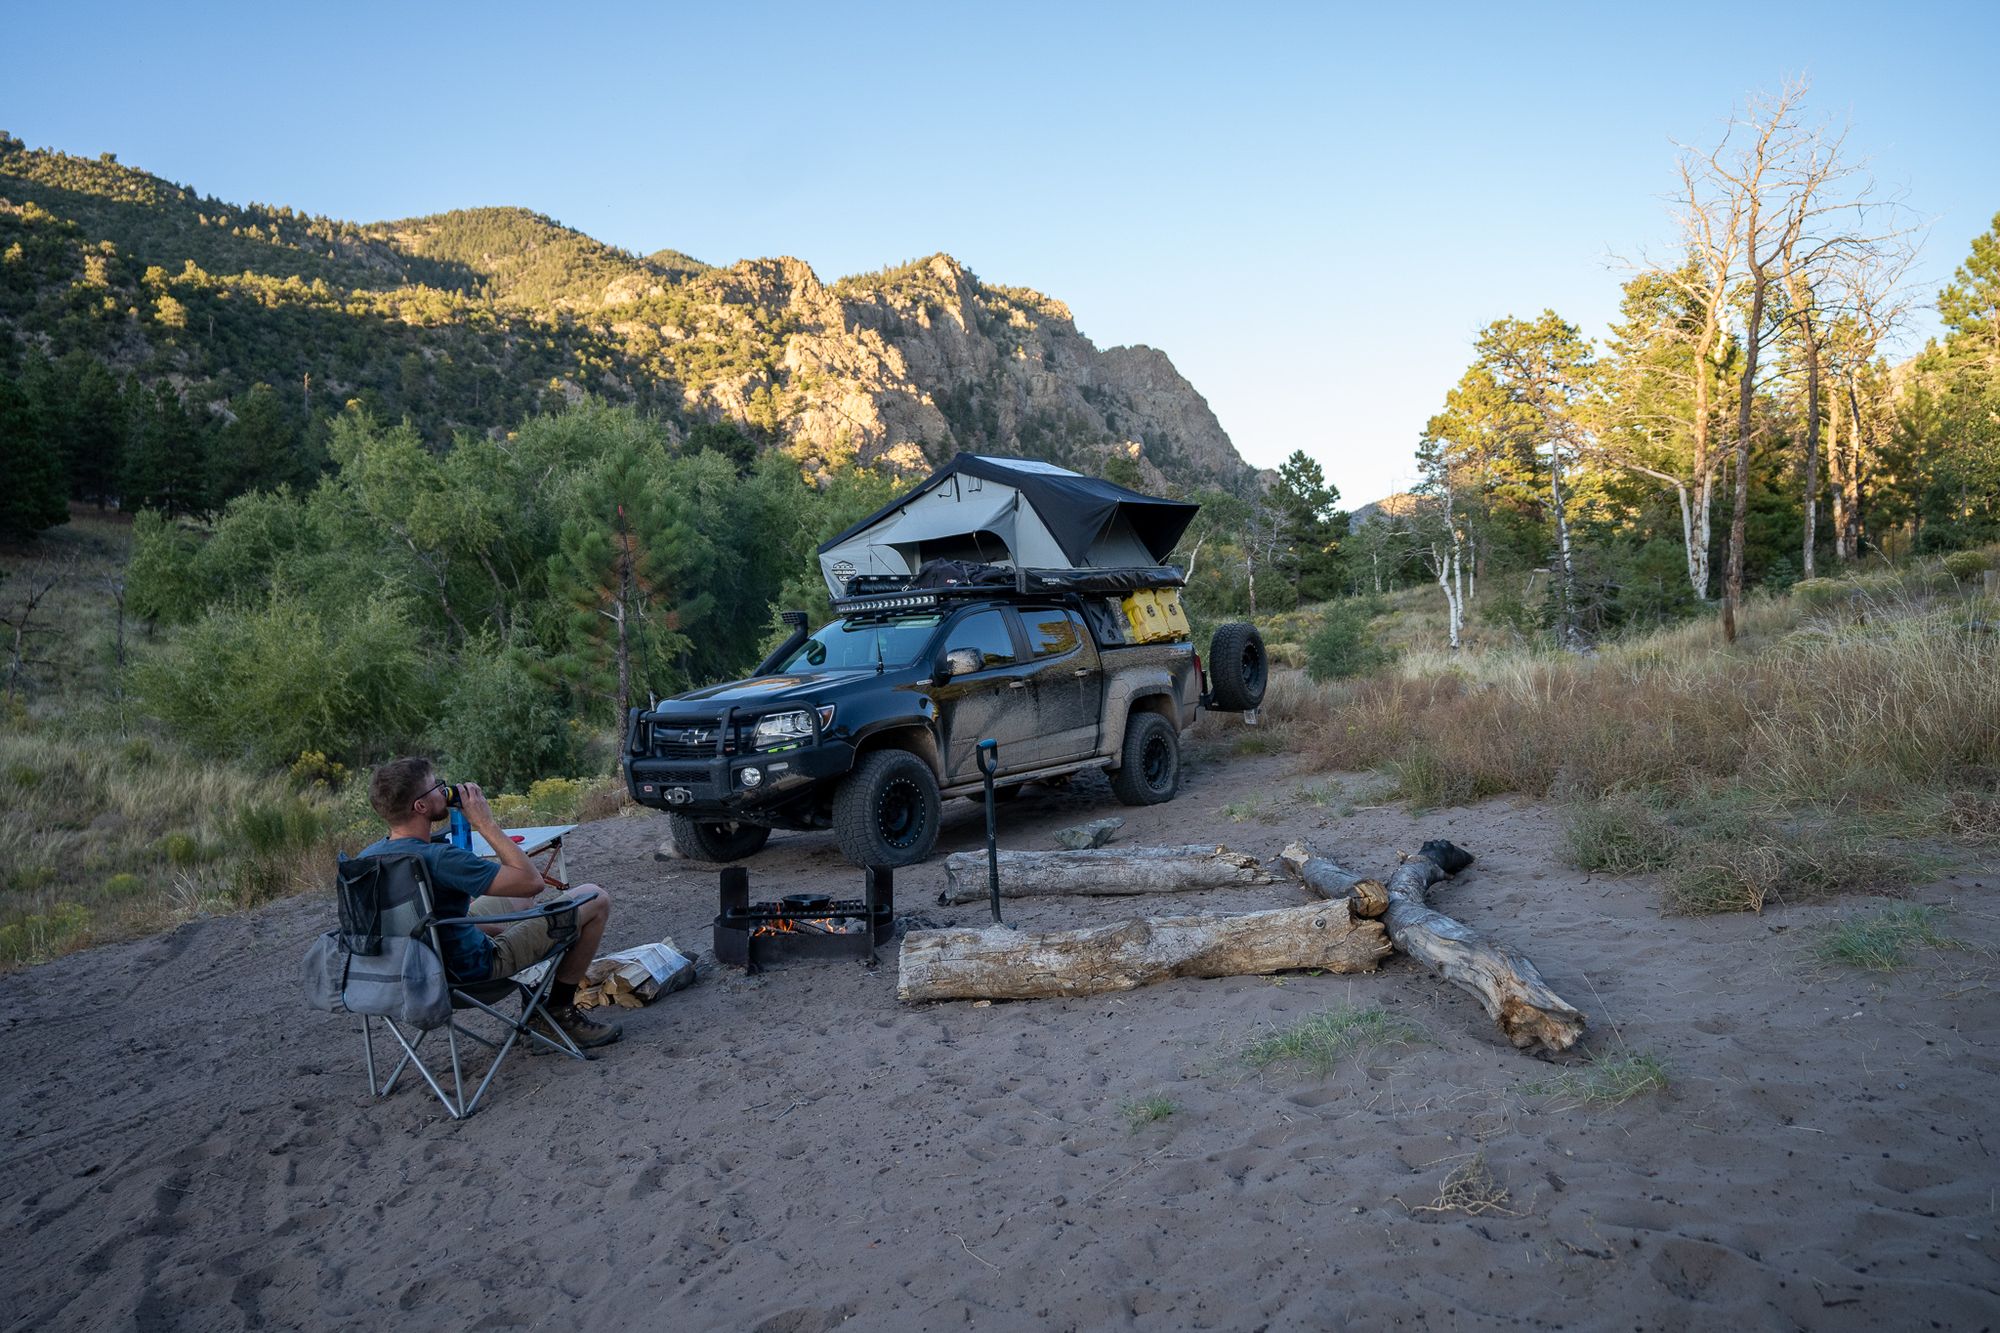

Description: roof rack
[831,565,1186,617]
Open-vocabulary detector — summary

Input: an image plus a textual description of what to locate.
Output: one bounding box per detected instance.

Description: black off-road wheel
[833,749,942,868]
[1208,622,1268,711]
[1110,710,1181,806]
[668,815,772,864]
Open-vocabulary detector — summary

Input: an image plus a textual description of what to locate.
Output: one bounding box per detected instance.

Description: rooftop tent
[815,454,1199,595]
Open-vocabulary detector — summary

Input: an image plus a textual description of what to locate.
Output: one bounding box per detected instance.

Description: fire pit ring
[713,866,896,971]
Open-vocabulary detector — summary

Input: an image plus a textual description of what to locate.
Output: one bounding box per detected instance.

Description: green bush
[430,643,581,794]
[1304,603,1394,682]
[236,796,324,856]
[103,872,145,897]
[134,593,436,767]
[0,903,90,965]
[1943,550,1992,581]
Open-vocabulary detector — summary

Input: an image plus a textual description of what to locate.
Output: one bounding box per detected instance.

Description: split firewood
[1276,841,1390,918]
[937,845,1277,905]
[1380,839,1586,1055]
[898,902,1390,1002]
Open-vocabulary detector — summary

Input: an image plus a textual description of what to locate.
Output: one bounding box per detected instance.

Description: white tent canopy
[816,454,1199,596]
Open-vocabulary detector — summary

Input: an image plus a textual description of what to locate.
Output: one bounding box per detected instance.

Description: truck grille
[649,719,734,760]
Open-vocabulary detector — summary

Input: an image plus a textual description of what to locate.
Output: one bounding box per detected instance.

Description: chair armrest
[434,888,598,928]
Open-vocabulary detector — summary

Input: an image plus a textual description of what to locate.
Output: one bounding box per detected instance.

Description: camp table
[470,824,578,890]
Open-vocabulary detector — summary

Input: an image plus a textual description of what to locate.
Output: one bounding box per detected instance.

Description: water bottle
[448,804,472,851]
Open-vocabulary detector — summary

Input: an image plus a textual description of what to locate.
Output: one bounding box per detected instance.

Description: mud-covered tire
[1110,710,1181,806]
[1208,622,1268,711]
[833,749,942,868]
[669,815,772,863]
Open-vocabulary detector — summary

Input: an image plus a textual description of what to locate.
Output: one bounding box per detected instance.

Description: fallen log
[1276,841,1390,918]
[898,902,1391,1002]
[1380,839,1586,1055]
[937,845,1277,905]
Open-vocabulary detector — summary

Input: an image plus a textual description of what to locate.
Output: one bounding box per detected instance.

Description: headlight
[752,706,834,750]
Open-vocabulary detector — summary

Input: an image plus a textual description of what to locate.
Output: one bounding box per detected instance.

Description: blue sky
[8,0,1997,502]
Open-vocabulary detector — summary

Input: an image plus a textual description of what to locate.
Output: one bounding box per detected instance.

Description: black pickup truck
[623,569,1266,868]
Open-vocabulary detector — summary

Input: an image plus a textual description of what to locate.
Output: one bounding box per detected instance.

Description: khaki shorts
[471,892,561,980]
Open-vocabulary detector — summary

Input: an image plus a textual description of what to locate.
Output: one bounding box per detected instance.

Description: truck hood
[666,671,877,710]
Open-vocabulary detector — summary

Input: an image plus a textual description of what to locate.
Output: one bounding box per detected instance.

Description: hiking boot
[532,1003,622,1051]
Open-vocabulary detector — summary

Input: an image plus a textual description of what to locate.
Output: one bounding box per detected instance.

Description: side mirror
[934,647,982,684]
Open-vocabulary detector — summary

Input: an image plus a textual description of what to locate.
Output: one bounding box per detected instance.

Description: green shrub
[523,777,585,821]
[287,750,349,790]
[0,903,91,966]
[236,796,324,856]
[102,872,145,897]
[134,593,436,767]
[1304,603,1394,682]
[160,831,204,865]
[431,642,580,793]
[1942,550,1992,581]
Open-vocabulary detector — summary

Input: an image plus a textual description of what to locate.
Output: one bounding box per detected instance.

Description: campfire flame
[751,913,867,937]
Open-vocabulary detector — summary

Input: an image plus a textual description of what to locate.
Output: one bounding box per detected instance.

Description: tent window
[915,531,1005,567]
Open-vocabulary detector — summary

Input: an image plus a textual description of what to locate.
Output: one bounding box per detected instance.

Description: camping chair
[322,852,599,1119]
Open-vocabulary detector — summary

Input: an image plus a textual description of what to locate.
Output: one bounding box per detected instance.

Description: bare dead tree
[1822,246,1919,561]
[1645,149,1750,602]
[1242,500,1290,619]
[1769,130,1917,579]
[2,563,67,706]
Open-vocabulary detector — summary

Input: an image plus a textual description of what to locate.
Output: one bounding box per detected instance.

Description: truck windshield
[780,615,943,672]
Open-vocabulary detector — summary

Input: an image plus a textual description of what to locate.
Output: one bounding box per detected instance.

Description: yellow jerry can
[1118,589,1187,643]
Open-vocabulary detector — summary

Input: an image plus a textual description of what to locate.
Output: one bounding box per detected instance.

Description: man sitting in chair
[361,757,621,1050]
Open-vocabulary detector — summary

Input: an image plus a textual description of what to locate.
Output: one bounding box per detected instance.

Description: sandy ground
[3,741,1998,1331]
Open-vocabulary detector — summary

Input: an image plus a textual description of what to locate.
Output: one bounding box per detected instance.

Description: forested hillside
[0,131,1257,529]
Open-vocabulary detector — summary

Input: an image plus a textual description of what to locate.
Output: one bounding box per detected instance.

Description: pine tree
[547,442,696,720]
[0,373,69,540]
[1271,450,1346,602]
[122,383,210,516]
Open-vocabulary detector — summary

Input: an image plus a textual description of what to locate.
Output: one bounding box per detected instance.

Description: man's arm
[455,781,544,899]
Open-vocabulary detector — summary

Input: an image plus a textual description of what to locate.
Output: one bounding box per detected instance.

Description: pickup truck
[622,573,1267,867]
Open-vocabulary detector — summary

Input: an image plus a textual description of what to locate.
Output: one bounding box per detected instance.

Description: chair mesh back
[335,853,434,952]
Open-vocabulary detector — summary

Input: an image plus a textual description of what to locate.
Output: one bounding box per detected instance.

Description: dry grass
[1411,1153,1519,1217]
[1261,563,1999,912]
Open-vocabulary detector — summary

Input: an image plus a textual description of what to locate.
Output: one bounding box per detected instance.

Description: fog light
[740,767,763,788]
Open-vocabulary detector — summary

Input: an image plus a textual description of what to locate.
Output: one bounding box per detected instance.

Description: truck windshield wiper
[875,629,886,674]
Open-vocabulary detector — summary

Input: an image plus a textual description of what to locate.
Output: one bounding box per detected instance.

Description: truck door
[1017,607,1101,763]
[932,607,1040,784]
